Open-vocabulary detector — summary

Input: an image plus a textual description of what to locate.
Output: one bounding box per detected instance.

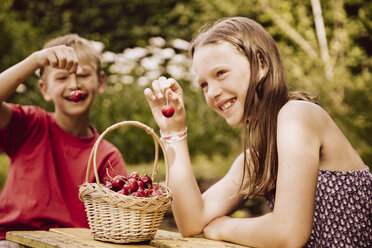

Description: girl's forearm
[217,213,306,248]
[0,53,40,102]
[164,139,209,236]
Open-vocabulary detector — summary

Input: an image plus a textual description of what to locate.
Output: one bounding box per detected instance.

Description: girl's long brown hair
[189,17,313,198]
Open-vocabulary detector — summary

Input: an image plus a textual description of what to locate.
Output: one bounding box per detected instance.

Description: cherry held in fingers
[70,90,83,102]
[161,105,175,118]
[161,93,175,118]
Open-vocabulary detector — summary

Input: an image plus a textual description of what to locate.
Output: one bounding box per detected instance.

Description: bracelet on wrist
[160,128,187,144]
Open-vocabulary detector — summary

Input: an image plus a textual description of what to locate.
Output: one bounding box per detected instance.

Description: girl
[144,17,371,247]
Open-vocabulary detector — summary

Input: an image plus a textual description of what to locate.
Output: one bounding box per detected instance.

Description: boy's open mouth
[65,93,88,102]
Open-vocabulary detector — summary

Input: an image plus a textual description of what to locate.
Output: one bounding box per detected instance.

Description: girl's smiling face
[192,41,251,126]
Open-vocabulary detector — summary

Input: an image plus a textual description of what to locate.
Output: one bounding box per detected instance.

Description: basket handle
[85,121,169,187]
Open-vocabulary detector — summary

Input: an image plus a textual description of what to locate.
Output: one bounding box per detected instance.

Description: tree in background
[0,0,371,167]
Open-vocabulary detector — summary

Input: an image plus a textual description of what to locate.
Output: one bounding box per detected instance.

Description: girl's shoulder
[277,100,332,138]
[280,100,325,115]
[278,100,330,125]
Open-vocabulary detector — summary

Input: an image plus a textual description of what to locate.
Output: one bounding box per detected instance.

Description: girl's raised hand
[144,76,186,135]
[33,45,79,74]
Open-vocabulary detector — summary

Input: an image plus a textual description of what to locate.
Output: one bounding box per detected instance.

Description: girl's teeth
[221,99,235,110]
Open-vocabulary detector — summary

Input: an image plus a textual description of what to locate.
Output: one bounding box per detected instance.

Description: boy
[0,34,127,245]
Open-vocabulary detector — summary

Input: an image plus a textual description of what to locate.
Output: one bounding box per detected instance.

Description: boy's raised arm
[0,53,40,103]
[0,45,78,129]
[0,53,40,129]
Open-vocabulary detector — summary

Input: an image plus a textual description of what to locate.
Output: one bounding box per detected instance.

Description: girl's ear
[97,71,106,95]
[257,52,268,82]
[38,79,53,102]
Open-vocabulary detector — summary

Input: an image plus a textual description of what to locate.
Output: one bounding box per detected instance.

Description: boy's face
[38,55,105,117]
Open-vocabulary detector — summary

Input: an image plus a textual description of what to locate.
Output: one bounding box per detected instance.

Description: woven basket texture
[78,121,173,243]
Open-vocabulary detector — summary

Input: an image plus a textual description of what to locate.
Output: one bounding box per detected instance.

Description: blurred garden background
[0,0,371,229]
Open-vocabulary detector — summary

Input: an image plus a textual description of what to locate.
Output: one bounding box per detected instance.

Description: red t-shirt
[0,104,127,239]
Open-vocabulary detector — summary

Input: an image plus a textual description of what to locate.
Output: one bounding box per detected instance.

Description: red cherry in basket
[117,187,129,196]
[137,187,147,197]
[150,185,163,197]
[130,191,142,197]
[140,175,152,188]
[139,191,148,197]
[161,105,175,118]
[123,183,131,193]
[104,180,113,190]
[144,188,151,197]
[69,90,83,102]
[138,180,145,189]
[112,175,125,191]
[120,175,128,182]
[129,171,139,180]
[127,178,139,192]
[151,189,163,197]
[150,185,158,191]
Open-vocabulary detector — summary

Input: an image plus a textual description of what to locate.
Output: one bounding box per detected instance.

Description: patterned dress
[266,167,372,247]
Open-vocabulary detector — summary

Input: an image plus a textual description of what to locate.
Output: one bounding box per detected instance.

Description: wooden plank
[7,228,248,248]
[151,230,248,248]
[49,228,151,248]
[6,229,152,248]
[6,230,95,248]
[49,228,248,248]
[49,228,92,240]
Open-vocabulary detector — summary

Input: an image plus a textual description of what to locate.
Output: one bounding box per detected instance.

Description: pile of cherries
[104,170,163,198]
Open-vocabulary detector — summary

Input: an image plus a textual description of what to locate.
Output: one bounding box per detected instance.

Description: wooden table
[6,228,247,248]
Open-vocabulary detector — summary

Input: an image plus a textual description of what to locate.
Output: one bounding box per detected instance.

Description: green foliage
[91,39,240,164]
[1,0,371,169]
[0,153,10,191]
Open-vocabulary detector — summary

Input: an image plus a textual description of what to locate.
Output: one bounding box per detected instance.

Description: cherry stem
[165,91,169,105]
[106,167,114,180]
[107,160,127,183]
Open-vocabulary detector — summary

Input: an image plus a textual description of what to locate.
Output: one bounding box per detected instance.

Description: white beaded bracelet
[160,128,188,143]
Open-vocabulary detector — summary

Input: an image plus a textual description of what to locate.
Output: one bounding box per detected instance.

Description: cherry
[104,168,166,198]
[130,191,142,197]
[104,180,113,190]
[150,185,158,191]
[161,105,175,118]
[150,185,163,197]
[138,180,145,189]
[161,93,175,118]
[139,191,147,197]
[150,189,163,197]
[111,175,125,191]
[123,183,131,194]
[127,178,139,192]
[140,175,152,188]
[137,187,147,197]
[69,90,83,102]
[129,171,139,180]
[119,175,128,181]
[117,187,129,196]
[144,188,151,197]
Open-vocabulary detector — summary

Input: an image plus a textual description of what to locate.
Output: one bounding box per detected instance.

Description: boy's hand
[33,45,79,74]
[144,76,186,135]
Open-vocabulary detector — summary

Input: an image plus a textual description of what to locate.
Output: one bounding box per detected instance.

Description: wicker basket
[78,121,173,243]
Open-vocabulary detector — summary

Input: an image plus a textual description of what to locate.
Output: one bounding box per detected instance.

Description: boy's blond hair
[39,34,102,78]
